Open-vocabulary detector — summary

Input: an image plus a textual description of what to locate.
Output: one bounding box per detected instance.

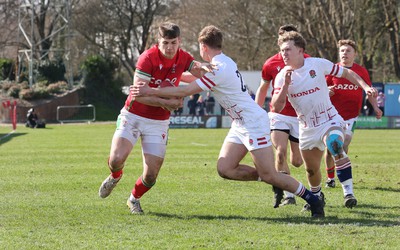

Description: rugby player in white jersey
[271,31,377,209]
[133,25,325,217]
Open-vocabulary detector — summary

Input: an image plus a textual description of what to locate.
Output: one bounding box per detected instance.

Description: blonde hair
[277,31,306,50]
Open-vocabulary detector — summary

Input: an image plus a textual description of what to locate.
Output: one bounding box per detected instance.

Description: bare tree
[1,0,399,82]
[74,0,168,78]
[0,1,20,58]
[169,0,280,71]
[382,0,400,79]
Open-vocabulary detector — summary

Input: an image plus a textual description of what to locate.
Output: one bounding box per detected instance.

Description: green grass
[0,124,399,249]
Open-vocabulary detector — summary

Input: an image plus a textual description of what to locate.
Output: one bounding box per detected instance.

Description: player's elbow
[271,101,284,113]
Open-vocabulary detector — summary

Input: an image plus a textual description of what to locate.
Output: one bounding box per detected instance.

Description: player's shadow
[354,185,400,193]
[0,132,27,146]
[150,207,400,227]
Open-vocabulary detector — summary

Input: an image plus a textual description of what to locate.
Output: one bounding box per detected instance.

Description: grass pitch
[0,124,399,249]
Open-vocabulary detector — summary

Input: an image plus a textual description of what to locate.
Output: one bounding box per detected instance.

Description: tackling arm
[131,75,182,111]
[132,80,203,99]
[181,72,198,83]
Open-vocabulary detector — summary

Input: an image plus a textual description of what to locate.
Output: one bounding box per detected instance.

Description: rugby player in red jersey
[324,40,382,189]
[98,22,214,214]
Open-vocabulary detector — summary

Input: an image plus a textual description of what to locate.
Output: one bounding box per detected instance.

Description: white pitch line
[191,142,208,147]
[0,130,15,141]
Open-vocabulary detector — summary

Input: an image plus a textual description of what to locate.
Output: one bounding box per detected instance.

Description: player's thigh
[218,141,248,169]
[250,146,275,175]
[109,136,134,161]
[110,109,142,161]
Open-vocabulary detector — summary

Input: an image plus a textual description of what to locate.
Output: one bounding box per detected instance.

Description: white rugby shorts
[268,112,300,139]
[299,117,345,151]
[344,117,357,136]
[224,115,272,151]
[113,108,169,157]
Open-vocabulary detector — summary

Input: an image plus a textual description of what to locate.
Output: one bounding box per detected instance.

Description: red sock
[111,170,123,179]
[326,166,335,179]
[132,176,154,199]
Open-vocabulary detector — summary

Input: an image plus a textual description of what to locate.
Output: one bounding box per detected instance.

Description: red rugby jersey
[125,45,195,120]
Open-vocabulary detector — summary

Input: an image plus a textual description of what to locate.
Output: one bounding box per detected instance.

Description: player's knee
[326,130,344,157]
[276,150,287,165]
[108,156,125,172]
[305,167,317,177]
[142,173,157,185]
[291,158,303,168]
[216,164,229,179]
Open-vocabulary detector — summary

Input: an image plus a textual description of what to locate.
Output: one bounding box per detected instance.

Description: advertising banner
[169,115,220,128]
[384,83,400,116]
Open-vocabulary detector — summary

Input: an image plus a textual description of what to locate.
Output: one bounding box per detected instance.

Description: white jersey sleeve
[195,53,267,126]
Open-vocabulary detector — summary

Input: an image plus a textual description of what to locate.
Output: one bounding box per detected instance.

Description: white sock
[341,179,354,196]
[284,191,295,198]
[129,194,139,202]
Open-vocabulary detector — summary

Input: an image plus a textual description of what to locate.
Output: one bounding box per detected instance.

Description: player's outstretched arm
[342,68,378,97]
[128,75,169,108]
[132,80,203,99]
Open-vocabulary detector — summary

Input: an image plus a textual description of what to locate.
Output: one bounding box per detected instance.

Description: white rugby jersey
[274,58,344,128]
[195,53,266,126]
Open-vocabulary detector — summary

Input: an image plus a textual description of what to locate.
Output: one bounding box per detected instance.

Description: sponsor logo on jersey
[290,87,320,98]
[333,84,359,90]
[159,64,163,70]
[309,70,316,78]
[249,138,254,145]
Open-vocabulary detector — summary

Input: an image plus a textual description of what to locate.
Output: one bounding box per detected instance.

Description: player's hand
[200,62,217,74]
[192,61,218,77]
[365,86,378,97]
[284,68,294,86]
[163,98,183,111]
[328,85,335,97]
[131,81,151,97]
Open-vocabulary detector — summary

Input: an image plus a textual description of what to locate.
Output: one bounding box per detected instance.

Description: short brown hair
[159,22,180,39]
[278,24,298,36]
[277,31,307,50]
[198,25,223,49]
[338,39,357,51]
